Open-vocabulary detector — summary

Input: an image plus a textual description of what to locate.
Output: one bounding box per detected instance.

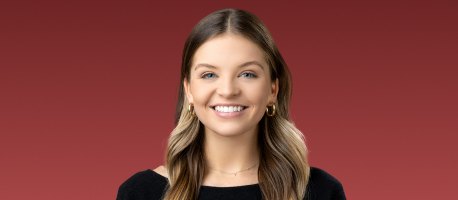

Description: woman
[117,9,345,200]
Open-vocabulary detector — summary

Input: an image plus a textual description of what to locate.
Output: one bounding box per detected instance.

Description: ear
[269,78,279,105]
[183,77,193,103]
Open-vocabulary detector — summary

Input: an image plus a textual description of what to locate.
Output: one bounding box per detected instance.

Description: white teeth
[214,106,245,113]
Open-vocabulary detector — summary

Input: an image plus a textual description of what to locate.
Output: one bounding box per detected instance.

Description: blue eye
[201,73,216,79]
[241,72,257,78]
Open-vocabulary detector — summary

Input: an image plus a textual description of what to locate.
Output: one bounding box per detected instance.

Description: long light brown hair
[164,9,310,200]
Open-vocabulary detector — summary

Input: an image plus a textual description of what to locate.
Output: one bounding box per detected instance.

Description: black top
[116,167,346,200]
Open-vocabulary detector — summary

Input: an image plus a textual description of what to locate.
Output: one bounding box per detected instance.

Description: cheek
[190,83,213,106]
[246,81,271,106]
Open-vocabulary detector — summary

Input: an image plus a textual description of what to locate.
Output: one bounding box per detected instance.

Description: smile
[211,106,248,118]
[212,106,246,113]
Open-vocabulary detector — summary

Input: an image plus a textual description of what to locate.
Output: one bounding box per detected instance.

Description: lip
[209,103,248,107]
[211,106,248,118]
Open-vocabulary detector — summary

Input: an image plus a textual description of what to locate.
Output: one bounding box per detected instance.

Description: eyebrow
[195,61,264,71]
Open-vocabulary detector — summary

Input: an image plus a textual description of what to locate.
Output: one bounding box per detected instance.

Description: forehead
[191,33,268,71]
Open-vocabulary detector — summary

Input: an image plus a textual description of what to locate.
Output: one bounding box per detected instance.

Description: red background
[1,0,457,199]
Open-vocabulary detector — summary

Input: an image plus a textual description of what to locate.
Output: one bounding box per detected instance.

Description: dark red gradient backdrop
[1,0,457,199]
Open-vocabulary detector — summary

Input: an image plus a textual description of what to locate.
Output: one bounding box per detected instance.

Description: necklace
[207,161,259,176]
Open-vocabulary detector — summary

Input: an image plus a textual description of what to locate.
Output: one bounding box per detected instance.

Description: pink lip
[211,107,248,118]
[209,103,248,107]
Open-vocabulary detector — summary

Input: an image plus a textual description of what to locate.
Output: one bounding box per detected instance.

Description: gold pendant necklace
[207,161,259,176]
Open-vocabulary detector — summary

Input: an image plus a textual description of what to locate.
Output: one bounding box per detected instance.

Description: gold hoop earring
[265,101,276,117]
[188,102,197,117]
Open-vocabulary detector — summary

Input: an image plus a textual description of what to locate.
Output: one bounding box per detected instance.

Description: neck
[203,125,260,173]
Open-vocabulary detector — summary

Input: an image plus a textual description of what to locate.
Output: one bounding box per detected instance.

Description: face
[184,33,279,137]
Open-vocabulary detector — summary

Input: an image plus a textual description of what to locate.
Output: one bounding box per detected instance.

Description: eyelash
[201,72,258,79]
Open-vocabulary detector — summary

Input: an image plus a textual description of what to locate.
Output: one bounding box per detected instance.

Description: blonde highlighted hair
[164,9,310,200]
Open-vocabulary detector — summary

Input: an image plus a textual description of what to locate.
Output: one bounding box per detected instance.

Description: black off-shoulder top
[116,167,346,200]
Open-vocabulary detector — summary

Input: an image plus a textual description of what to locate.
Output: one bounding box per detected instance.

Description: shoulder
[153,165,168,178]
[306,167,346,200]
[116,168,168,200]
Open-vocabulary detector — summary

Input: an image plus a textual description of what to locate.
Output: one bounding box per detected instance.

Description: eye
[201,72,217,79]
[240,72,257,78]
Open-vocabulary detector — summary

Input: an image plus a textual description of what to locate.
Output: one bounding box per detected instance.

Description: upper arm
[116,169,168,200]
[331,180,346,200]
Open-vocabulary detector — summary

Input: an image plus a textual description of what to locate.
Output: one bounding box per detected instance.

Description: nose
[216,77,240,98]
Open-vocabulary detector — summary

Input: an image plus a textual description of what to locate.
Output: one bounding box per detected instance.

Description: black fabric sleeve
[116,169,168,200]
[306,167,346,200]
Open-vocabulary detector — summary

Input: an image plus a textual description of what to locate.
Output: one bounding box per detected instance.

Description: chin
[214,130,245,137]
[204,123,257,138]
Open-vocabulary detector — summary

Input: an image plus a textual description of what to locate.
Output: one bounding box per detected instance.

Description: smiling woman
[117,8,346,200]
[184,33,275,137]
